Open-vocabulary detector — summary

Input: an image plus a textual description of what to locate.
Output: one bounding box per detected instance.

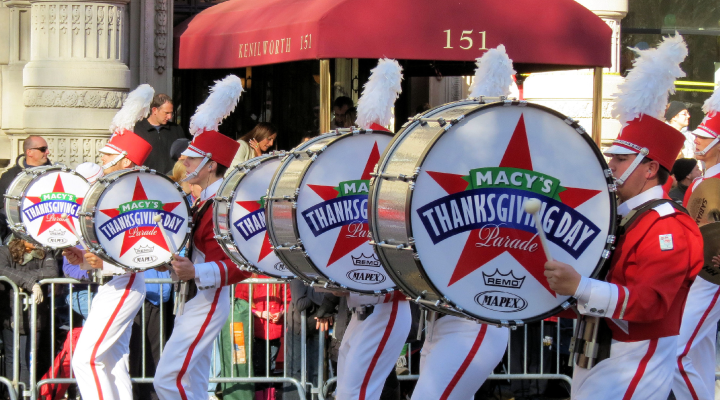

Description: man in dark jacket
[0,135,52,240]
[133,94,188,174]
[0,237,58,388]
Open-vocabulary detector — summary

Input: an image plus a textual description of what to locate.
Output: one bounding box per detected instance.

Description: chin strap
[695,136,720,157]
[182,153,212,182]
[102,152,127,170]
[614,145,649,186]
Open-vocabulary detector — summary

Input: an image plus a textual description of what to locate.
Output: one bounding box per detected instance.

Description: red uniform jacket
[604,208,703,341]
[192,198,252,288]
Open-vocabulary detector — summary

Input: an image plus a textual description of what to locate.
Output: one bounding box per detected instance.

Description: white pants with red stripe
[336,299,411,400]
[155,286,230,400]
[572,336,677,400]
[72,273,146,400]
[673,276,720,400]
[411,315,508,400]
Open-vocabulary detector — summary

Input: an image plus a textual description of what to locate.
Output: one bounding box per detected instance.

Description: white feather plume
[612,33,688,125]
[109,84,154,134]
[189,75,244,136]
[468,45,516,99]
[702,82,720,116]
[357,58,403,129]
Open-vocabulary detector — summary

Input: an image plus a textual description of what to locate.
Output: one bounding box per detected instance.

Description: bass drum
[267,129,394,293]
[79,167,191,271]
[4,165,89,248]
[369,99,617,325]
[214,152,295,279]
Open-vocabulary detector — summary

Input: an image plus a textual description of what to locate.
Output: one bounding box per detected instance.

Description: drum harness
[570,198,689,369]
[174,198,211,306]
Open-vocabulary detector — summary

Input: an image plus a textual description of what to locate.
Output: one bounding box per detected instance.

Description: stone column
[522,0,627,149]
[21,0,130,167]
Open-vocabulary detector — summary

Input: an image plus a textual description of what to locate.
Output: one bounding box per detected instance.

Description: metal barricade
[0,276,29,398]
[27,277,312,400]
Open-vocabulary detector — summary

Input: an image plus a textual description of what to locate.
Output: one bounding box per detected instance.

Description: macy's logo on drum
[475,291,528,312]
[346,269,386,284]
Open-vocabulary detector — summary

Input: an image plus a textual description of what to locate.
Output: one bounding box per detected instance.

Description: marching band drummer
[334,59,412,400]
[673,82,720,400]
[543,34,704,400]
[153,75,252,400]
[66,84,155,400]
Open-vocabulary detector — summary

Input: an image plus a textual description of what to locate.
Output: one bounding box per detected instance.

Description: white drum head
[20,170,89,248]
[410,106,613,322]
[90,171,189,270]
[229,158,294,277]
[296,133,394,292]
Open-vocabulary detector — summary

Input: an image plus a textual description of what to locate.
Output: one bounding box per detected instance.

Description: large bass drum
[369,99,617,325]
[214,152,295,279]
[4,165,89,248]
[267,129,394,293]
[79,167,191,271]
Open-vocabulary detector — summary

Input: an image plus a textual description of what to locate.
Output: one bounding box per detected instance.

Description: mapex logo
[47,237,68,244]
[475,291,528,312]
[346,269,386,284]
[351,253,380,267]
[274,262,288,271]
[133,255,158,264]
[482,269,526,289]
[134,245,154,254]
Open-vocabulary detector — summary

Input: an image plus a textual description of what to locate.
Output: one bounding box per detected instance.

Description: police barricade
[27,277,313,400]
[0,276,28,399]
[322,316,573,398]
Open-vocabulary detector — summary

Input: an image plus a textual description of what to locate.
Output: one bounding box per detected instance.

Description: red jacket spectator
[235,275,291,339]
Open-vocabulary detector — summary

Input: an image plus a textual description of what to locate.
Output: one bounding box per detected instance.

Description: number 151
[443,30,488,50]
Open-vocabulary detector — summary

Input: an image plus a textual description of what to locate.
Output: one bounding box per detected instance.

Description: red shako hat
[693,82,720,147]
[182,75,244,171]
[604,33,688,184]
[101,130,153,166]
[99,84,155,167]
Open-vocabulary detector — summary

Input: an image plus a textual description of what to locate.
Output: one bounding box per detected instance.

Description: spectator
[128,268,172,400]
[169,160,201,205]
[330,96,354,129]
[342,107,357,128]
[229,122,278,170]
[665,101,693,158]
[0,236,58,388]
[0,135,52,240]
[169,138,190,164]
[669,158,701,204]
[133,94,188,174]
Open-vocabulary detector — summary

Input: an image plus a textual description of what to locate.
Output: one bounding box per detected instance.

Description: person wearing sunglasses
[0,135,52,241]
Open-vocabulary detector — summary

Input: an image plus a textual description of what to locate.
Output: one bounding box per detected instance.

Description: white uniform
[411,315,508,400]
[72,271,146,400]
[336,293,411,400]
[673,164,720,400]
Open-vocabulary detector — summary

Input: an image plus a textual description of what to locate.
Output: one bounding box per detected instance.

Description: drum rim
[268,129,397,294]
[370,100,618,325]
[5,164,88,249]
[214,151,294,280]
[80,167,192,271]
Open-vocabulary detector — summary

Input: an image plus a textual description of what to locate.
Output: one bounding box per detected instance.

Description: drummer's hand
[315,316,333,331]
[544,260,581,296]
[171,255,196,281]
[84,252,104,270]
[62,247,83,265]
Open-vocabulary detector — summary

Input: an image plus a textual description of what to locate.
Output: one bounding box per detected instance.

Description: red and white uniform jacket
[192,179,251,289]
[348,292,407,309]
[683,163,720,207]
[572,185,703,342]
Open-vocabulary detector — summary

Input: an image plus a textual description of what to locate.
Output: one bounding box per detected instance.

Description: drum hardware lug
[603,168,613,178]
[501,320,511,327]
[339,284,348,289]
[292,202,297,209]
[323,282,329,288]
[503,99,513,106]
[606,235,616,244]
[518,100,528,107]
[419,119,428,126]
[434,300,442,307]
[561,301,572,309]
[295,188,300,196]
[607,183,617,192]
[575,126,587,135]
[437,117,446,127]
[408,237,415,245]
[451,114,465,124]
[564,118,576,126]
[601,250,611,259]
[514,320,524,326]
[4,195,20,200]
[409,182,415,191]
[412,252,420,260]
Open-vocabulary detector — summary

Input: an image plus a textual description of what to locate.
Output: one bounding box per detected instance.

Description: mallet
[523,199,553,262]
[61,213,88,251]
[153,214,187,315]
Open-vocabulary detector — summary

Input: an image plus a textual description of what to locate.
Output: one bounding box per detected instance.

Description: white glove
[32,283,43,304]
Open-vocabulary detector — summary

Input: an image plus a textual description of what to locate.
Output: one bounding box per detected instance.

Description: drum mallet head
[61,213,88,251]
[153,214,178,255]
[523,199,553,262]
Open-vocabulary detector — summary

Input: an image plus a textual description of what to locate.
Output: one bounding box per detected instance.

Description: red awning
[174,0,612,70]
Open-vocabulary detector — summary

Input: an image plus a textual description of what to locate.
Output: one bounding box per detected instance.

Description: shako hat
[356,58,403,133]
[99,84,155,167]
[692,82,720,155]
[605,34,688,184]
[182,75,243,171]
